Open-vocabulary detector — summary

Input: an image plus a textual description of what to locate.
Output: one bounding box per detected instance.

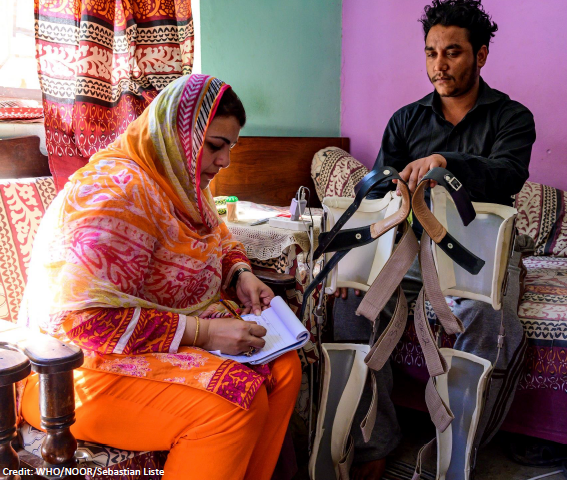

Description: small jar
[226,196,239,222]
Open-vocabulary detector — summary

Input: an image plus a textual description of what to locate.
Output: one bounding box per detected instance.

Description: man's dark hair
[215,87,246,127]
[420,0,498,53]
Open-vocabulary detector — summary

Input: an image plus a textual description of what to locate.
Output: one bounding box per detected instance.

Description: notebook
[215,296,309,365]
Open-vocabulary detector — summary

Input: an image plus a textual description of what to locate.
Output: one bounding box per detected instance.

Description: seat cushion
[515,181,567,257]
[518,255,567,337]
[311,147,369,202]
[0,176,56,323]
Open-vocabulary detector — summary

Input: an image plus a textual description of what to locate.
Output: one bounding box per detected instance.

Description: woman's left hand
[236,271,274,316]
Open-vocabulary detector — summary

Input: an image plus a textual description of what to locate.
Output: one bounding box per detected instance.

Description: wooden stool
[0,322,84,478]
[0,346,31,480]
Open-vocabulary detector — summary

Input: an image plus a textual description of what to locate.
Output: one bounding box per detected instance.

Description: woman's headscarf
[21,75,248,330]
[94,74,231,230]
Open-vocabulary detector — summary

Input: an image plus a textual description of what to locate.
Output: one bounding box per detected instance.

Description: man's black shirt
[371,77,536,206]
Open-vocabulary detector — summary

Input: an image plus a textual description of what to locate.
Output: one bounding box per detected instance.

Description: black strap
[299,250,348,323]
[316,225,375,252]
[437,232,485,275]
[313,167,401,259]
[422,167,476,226]
[418,168,485,275]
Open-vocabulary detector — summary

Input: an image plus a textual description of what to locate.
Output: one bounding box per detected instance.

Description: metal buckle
[446,175,462,191]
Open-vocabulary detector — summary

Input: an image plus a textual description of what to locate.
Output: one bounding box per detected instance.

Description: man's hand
[236,271,274,316]
[395,154,447,194]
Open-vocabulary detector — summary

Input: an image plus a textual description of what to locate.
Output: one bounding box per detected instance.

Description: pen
[250,218,270,226]
[219,299,256,357]
[219,298,244,321]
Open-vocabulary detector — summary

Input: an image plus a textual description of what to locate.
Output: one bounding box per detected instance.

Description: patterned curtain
[35,0,193,191]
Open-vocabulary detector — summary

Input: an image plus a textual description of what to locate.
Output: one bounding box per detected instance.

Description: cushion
[0,177,56,323]
[518,255,567,326]
[0,99,43,121]
[515,181,567,257]
[311,147,369,201]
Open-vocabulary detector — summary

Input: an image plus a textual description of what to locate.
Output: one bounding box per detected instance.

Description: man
[333,1,536,479]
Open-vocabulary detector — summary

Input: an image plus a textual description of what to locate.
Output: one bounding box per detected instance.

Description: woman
[19,74,302,480]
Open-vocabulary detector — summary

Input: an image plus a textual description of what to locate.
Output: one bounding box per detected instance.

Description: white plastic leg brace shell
[309,344,370,480]
[430,187,517,309]
[322,192,401,294]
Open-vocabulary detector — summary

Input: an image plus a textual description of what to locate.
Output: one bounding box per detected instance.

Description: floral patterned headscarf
[94,74,231,230]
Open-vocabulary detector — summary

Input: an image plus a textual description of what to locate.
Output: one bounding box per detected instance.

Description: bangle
[192,317,200,347]
[231,267,251,288]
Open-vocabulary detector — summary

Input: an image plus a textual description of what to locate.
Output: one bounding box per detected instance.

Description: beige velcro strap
[360,370,378,443]
[357,221,418,321]
[364,287,408,371]
[337,434,355,480]
[425,377,454,432]
[420,232,464,335]
[414,288,447,377]
[412,438,436,480]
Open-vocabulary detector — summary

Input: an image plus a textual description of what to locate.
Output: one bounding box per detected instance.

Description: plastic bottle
[226,196,239,222]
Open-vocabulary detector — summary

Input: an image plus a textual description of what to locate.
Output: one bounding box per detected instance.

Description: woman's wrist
[231,267,252,288]
[182,316,210,348]
[236,270,255,288]
[197,318,211,349]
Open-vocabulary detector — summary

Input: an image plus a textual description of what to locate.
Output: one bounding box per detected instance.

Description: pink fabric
[35,0,194,191]
[0,177,56,323]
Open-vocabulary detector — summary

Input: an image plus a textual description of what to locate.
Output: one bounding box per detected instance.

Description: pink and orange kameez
[19,74,301,480]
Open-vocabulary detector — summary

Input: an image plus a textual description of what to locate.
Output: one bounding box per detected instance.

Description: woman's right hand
[199,318,267,355]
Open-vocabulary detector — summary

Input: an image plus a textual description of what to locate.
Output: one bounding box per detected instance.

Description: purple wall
[341,0,567,191]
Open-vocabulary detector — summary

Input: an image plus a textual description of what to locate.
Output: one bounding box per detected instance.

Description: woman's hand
[236,271,274,316]
[199,317,267,355]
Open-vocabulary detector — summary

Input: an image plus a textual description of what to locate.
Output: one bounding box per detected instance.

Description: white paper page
[213,296,309,364]
[269,296,310,342]
[246,307,296,352]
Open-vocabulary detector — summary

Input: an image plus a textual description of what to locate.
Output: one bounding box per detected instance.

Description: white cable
[525,470,563,480]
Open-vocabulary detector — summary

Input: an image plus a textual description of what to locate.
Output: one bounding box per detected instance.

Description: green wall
[200,1,342,137]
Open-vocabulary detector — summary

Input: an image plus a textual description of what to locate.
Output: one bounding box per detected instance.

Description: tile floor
[292,407,566,480]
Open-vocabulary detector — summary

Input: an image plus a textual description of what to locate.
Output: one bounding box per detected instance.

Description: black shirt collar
[417,77,503,114]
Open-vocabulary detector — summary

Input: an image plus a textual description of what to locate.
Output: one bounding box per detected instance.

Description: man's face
[425,25,486,97]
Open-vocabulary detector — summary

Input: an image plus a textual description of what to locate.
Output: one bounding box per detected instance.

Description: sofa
[312,147,567,444]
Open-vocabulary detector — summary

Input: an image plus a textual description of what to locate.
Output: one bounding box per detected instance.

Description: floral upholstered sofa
[312,147,567,443]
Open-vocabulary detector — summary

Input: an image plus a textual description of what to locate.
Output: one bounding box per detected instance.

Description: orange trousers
[22,351,302,480]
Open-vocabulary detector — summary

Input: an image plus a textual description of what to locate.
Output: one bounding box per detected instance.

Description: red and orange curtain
[34,0,193,191]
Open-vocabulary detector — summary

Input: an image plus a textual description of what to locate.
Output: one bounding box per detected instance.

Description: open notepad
[216,296,310,365]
